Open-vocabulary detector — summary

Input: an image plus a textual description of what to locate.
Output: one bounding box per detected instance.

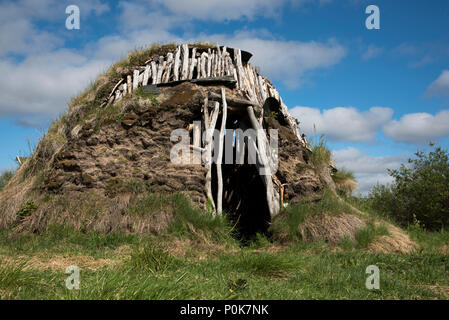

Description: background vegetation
[369,144,449,231]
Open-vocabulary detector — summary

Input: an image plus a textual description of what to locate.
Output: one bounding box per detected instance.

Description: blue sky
[1,0,448,193]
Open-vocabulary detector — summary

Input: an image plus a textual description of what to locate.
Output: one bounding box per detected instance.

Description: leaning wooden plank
[151,61,157,85]
[162,52,174,83]
[173,46,181,81]
[133,70,139,91]
[142,65,151,86]
[108,78,124,100]
[200,52,208,78]
[245,65,256,102]
[216,88,228,215]
[217,46,222,76]
[181,44,189,80]
[202,97,212,208]
[232,66,239,90]
[207,49,212,77]
[204,100,219,213]
[211,52,216,77]
[224,53,232,76]
[156,56,166,84]
[193,122,201,148]
[188,48,197,79]
[127,75,132,94]
[247,106,280,218]
[258,75,268,102]
[221,47,227,76]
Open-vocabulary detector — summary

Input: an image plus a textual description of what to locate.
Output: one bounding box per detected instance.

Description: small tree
[369,144,449,230]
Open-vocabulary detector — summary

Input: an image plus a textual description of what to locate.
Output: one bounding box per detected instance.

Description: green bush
[369,144,449,230]
[0,170,14,191]
[16,200,38,218]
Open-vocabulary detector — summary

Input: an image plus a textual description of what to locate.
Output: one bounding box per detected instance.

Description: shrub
[332,168,357,195]
[309,135,331,170]
[0,170,14,191]
[16,200,38,218]
[369,144,449,230]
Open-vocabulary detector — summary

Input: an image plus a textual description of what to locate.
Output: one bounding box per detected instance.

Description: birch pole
[203,99,219,213]
[127,75,132,94]
[247,106,280,218]
[207,49,212,77]
[133,70,139,91]
[163,52,173,83]
[173,46,181,81]
[188,48,196,79]
[151,61,157,85]
[142,65,151,86]
[216,88,228,215]
[181,44,189,80]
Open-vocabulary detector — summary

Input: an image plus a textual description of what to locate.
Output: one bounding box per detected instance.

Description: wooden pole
[181,44,189,80]
[216,88,228,215]
[203,99,219,213]
[151,61,157,85]
[247,106,280,218]
[173,46,181,81]
[142,65,151,86]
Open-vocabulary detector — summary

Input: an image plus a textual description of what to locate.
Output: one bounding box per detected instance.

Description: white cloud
[0,50,111,119]
[199,32,346,88]
[290,106,393,142]
[115,2,347,88]
[362,45,383,60]
[333,147,406,194]
[0,0,109,57]
[382,110,449,143]
[426,70,449,97]
[149,0,326,21]
[0,0,346,125]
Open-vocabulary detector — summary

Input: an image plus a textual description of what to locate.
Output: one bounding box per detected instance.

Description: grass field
[1,220,448,300]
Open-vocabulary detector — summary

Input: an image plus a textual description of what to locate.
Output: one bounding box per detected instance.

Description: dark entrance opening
[210,111,271,241]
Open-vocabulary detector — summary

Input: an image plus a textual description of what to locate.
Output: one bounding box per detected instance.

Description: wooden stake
[133,70,139,91]
[127,75,132,94]
[188,48,197,79]
[247,106,280,218]
[156,56,165,84]
[181,44,189,80]
[216,88,228,215]
[151,61,157,85]
[142,65,151,86]
[203,98,219,213]
[173,46,181,81]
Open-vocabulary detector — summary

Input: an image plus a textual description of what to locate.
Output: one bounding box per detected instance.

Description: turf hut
[0,43,331,237]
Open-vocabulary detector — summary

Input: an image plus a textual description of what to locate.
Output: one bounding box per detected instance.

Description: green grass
[354,221,389,249]
[1,190,448,299]
[270,188,355,242]
[309,134,332,170]
[126,244,181,273]
[332,168,355,182]
[0,231,448,299]
[134,87,159,105]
